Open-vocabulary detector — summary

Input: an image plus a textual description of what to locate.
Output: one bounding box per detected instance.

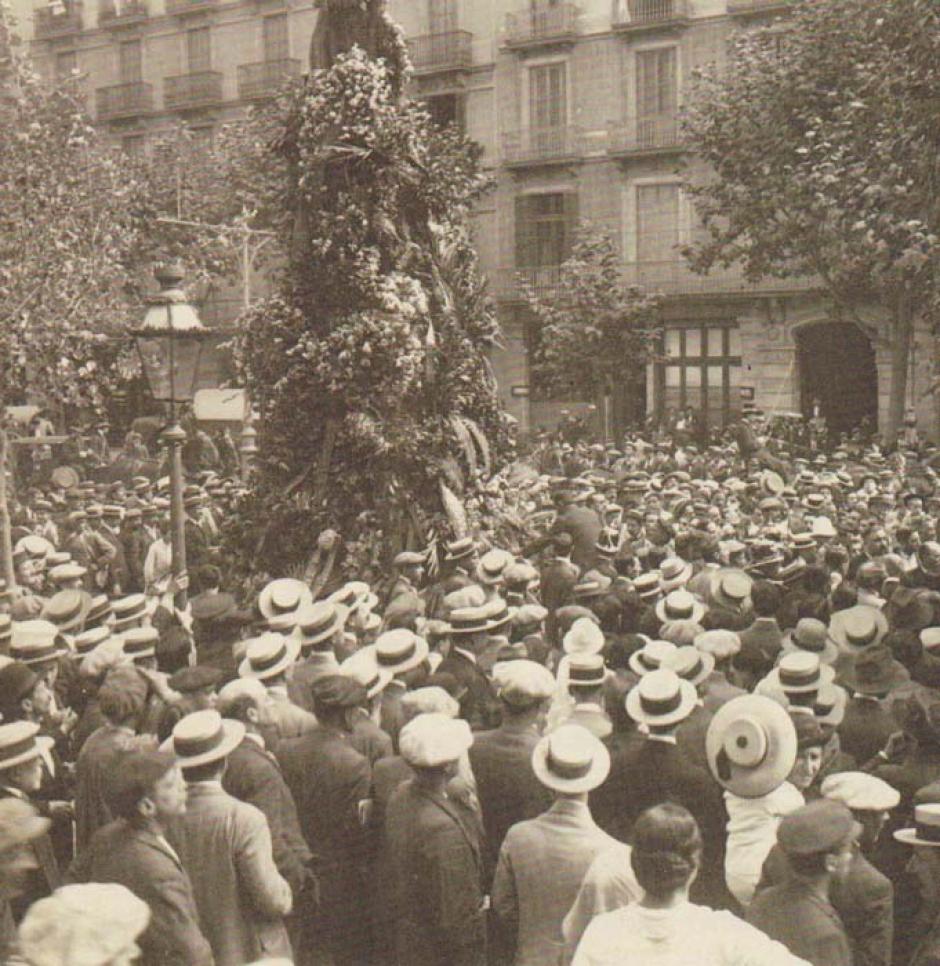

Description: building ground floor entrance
[796,321,878,438]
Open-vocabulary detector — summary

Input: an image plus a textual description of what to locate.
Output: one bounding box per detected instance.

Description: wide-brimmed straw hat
[761,651,835,695]
[258,578,313,621]
[706,694,798,799]
[625,669,698,728]
[782,618,840,666]
[0,721,54,773]
[829,605,888,652]
[160,709,244,768]
[628,639,677,677]
[709,569,753,612]
[655,590,705,626]
[659,557,692,593]
[238,633,301,681]
[531,724,610,794]
[895,803,940,847]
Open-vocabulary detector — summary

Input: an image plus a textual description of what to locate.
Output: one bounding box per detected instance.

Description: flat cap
[169,665,223,694]
[777,799,859,856]
[310,674,367,709]
[399,713,473,768]
[821,772,901,812]
[493,659,555,709]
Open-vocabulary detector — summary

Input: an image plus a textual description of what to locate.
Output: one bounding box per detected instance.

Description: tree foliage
[230,45,512,577]
[681,0,940,442]
[524,225,661,406]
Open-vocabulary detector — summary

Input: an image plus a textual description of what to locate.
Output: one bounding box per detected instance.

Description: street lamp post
[239,413,258,480]
[131,261,216,609]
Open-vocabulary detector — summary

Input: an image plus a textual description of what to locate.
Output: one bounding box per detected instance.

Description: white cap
[401,687,459,721]
[399,713,473,768]
[493,659,555,708]
[821,771,901,812]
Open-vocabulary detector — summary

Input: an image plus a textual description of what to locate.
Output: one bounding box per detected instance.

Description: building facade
[15,0,935,440]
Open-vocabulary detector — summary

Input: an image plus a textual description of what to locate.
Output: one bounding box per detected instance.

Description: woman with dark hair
[571,804,807,965]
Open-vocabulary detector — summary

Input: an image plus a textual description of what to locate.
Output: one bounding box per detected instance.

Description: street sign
[193,389,247,423]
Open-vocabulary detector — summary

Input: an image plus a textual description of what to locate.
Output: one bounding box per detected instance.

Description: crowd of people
[5,425,940,965]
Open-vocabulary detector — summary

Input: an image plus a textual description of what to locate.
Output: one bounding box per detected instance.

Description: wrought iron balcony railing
[608,117,682,157]
[407,31,472,72]
[164,70,223,110]
[236,58,301,100]
[505,3,580,48]
[613,0,690,32]
[96,81,153,119]
[98,0,147,26]
[502,126,581,166]
[34,3,83,39]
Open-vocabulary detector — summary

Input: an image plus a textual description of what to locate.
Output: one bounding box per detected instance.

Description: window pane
[263,14,288,61]
[119,40,141,83]
[729,363,742,387]
[664,365,681,388]
[636,184,679,263]
[685,365,702,388]
[684,328,701,358]
[665,330,681,358]
[530,62,566,131]
[728,325,742,356]
[636,47,677,118]
[187,27,211,71]
[706,365,725,389]
[704,327,724,357]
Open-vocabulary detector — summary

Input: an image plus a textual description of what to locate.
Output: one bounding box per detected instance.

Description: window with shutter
[119,39,142,83]
[529,62,566,133]
[186,27,211,72]
[55,50,77,80]
[515,192,577,269]
[263,15,288,62]
[636,47,677,146]
[428,0,457,34]
[636,183,679,263]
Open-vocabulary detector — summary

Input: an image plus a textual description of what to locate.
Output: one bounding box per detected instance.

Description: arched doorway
[796,321,878,437]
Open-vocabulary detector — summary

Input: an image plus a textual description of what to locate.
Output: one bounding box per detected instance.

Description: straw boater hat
[161,709,244,768]
[633,572,662,600]
[761,651,835,695]
[9,620,68,666]
[782,618,840,666]
[111,594,150,631]
[444,537,477,563]
[625,668,698,728]
[531,724,611,794]
[895,803,940,847]
[73,626,112,657]
[48,563,88,586]
[85,594,114,628]
[709,569,753,612]
[706,694,799,799]
[267,612,300,635]
[628,638,677,677]
[0,721,55,773]
[663,645,715,688]
[812,683,847,727]
[120,626,159,664]
[258,579,313,622]
[292,602,348,649]
[41,589,92,635]
[655,590,706,626]
[340,649,393,699]
[566,652,607,689]
[829,605,889,653]
[659,557,693,593]
[476,549,513,586]
[238,633,301,681]
[370,629,429,675]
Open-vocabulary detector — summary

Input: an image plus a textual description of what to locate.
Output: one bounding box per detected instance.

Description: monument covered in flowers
[228,0,512,583]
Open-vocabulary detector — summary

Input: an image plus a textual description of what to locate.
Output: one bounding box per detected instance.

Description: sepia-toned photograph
[1,0,938,963]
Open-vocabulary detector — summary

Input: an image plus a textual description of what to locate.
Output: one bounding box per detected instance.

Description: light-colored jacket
[724,781,804,907]
[169,781,292,966]
[492,798,620,966]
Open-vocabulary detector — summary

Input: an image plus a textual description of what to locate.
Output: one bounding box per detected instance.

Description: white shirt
[724,782,804,907]
[572,901,809,966]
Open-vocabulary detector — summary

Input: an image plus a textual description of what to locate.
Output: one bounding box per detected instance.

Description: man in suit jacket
[189,565,254,678]
[438,605,503,732]
[68,749,213,966]
[492,724,620,966]
[74,667,151,850]
[468,662,554,871]
[526,493,602,572]
[277,675,372,966]
[537,534,581,647]
[166,709,293,966]
[839,693,900,768]
[0,723,61,922]
[384,713,485,966]
[590,669,728,908]
[239,634,317,749]
[217,679,313,898]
